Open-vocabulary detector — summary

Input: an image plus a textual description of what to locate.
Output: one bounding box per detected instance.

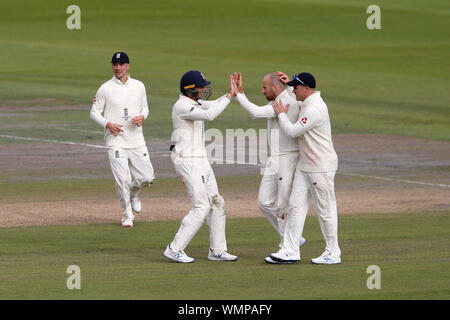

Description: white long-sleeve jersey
[90,75,149,149]
[171,94,231,158]
[236,89,299,156]
[278,91,338,172]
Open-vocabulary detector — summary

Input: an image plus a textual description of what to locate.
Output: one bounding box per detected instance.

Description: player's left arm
[178,96,231,121]
[198,94,230,110]
[274,100,321,137]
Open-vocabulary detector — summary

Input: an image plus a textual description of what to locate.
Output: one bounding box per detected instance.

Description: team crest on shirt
[300,117,308,125]
[122,108,130,121]
[93,97,96,102]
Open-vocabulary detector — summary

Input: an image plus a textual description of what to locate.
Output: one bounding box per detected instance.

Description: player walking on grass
[90,52,155,228]
[164,70,238,263]
[270,72,342,265]
[231,72,306,264]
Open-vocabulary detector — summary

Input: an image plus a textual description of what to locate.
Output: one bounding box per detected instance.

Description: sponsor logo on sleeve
[299,117,308,125]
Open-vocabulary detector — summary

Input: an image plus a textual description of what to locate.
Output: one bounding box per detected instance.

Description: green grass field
[0,211,448,300]
[0,0,449,142]
[0,0,449,301]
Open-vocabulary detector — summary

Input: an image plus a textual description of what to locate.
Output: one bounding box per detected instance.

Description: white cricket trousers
[170,155,228,255]
[283,169,341,258]
[257,152,299,247]
[108,146,155,221]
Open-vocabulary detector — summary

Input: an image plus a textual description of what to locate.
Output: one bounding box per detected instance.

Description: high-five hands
[272,100,290,115]
[226,72,247,99]
[233,72,243,95]
[227,74,237,99]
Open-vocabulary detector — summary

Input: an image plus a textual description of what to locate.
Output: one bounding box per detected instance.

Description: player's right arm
[232,72,275,118]
[236,93,276,118]
[90,85,123,136]
[276,103,321,138]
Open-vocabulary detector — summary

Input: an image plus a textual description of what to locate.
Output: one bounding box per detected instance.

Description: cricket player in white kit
[90,52,155,228]
[270,72,342,265]
[164,70,238,263]
[231,72,306,264]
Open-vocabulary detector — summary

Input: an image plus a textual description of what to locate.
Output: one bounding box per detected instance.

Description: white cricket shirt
[90,75,149,149]
[278,92,338,172]
[171,94,231,158]
[236,89,299,156]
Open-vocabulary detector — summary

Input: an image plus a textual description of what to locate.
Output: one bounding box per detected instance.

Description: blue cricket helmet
[180,70,211,96]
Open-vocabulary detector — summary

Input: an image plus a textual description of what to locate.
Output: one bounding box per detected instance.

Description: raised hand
[235,72,243,94]
[227,74,236,99]
[275,71,289,85]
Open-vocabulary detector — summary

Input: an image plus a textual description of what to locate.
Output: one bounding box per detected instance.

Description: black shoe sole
[270,254,300,263]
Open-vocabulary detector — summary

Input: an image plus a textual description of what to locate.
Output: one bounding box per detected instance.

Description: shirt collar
[302,91,321,105]
[179,94,199,105]
[112,74,132,85]
[274,89,290,102]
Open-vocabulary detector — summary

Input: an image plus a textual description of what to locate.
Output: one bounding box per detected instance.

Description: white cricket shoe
[264,256,279,264]
[164,245,194,263]
[311,251,341,265]
[131,197,142,213]
[264,256,296,264]
[208,249,238,261]
[270,249,300,263]
[121,218,133,228]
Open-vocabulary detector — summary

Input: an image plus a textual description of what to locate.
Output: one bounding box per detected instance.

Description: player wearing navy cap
[90,52,155,228]
[164,70,238,263]
[269,72,342,265]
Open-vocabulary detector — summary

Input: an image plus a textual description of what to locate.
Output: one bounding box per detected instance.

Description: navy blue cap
[111,52,130,64]
[180,70,211,94]
[286,72,316,88]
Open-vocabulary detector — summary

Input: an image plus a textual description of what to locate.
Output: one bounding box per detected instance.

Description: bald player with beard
[231,72,306,264]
